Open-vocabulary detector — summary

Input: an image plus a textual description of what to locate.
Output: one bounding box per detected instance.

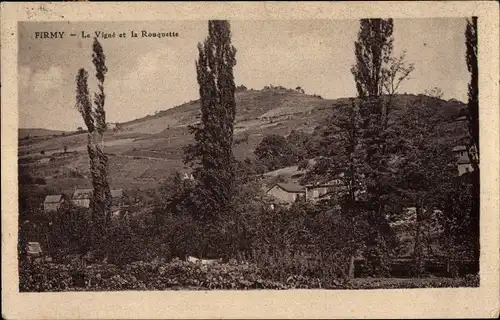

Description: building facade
[71,189,93,208]
[43,195,65,212]
[72,188,125,210]
[452,145,475,176]
[266,182,306,204]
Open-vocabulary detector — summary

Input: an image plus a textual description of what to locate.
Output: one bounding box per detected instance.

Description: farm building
[266,182,306,204]
[43,194,65,212]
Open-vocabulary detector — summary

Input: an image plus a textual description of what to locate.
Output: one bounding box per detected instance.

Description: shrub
[19,259,478,292]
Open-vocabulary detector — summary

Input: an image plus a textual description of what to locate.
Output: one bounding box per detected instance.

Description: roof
[305,179,342,188]
[44,195,63,203]
[263,165,305,178]
[73,189,93,199]
[452,145,467,152]
[26,242,42,254]
[73,189,123,199]
[111,189,123,198]
[272,182,306,193]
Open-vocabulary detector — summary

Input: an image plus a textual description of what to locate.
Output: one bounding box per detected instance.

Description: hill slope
[19,128,69,139]
[18,88,468,194]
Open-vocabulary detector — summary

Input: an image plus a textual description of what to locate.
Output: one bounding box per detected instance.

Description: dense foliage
[254,130,315,171]
[19,258,478,292]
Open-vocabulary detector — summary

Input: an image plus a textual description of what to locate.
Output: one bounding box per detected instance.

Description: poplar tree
[184,20,237,254]
[465,16,480,272]
[350,18,396,275]
[75,38,112,238]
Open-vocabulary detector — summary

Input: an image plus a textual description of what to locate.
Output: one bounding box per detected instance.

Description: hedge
[19,259,479,292]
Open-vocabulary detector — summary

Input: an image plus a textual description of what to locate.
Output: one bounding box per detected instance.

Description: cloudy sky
[19,18,469,131]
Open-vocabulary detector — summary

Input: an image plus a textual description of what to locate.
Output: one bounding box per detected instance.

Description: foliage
[464,16,480,270]
[465,16,479,160]
[254,134,295,171]
[19,258,478,292]
[254,130,314,171]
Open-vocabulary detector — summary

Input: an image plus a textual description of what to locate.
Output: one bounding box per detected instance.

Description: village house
[71,189,93,208]
[266,182,306,205]
[182,172,195,180]
[43,194,65,212]
[71,188,125,210]
[106,122,118,130]
[305,179,343,202]
[452,145,475,176]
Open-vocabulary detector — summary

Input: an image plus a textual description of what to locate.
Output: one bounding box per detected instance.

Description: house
[266,182,306,204]
[72,188,125,208]
[457,158,474,176]
[72,189,93,208]
[182,172,195,180]
[106,122,118,130]
[452,145,475,176]
[26,242,42,256]
[305,179,343,202]
[43,194,65,212]
[452,145,468,158]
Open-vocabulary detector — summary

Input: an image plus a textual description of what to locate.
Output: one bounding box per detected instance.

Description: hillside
[18,88,468,195]
[19,128,69,139]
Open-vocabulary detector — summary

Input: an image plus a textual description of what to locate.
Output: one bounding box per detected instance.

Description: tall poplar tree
[75,38,112,237]
[465,16,480,272]
[184,21,237,248]
[350,18,396,275]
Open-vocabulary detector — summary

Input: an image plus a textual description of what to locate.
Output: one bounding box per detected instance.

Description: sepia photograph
[2,1,499,319]
[17,17,481,291]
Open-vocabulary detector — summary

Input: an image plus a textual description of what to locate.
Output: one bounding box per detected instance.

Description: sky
[18,18,470,131]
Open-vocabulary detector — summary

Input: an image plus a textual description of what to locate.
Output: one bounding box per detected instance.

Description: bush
[19,259,478,292]
[19,259,328,291]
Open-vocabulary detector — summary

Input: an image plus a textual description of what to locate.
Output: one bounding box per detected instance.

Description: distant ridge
[19,128,69,139]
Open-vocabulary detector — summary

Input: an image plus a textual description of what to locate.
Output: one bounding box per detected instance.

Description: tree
[465,17,479,163]
[75,37,112,242]
[314,18,413,276]
[394,97,457,276]
[183,20,237,256]
[465,16,480,272]
[350,18,397,275]
[254,134,293,171]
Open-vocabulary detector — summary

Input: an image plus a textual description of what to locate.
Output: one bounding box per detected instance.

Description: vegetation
[18,18,480,291]
[183,21,238,257]
[75,38,112,242]
[465,16,480,270]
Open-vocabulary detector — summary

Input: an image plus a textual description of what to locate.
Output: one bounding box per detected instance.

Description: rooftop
[44,195,63,203]
[452,145,467,152]
[273,182,306,193]
[73,189,124,199]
